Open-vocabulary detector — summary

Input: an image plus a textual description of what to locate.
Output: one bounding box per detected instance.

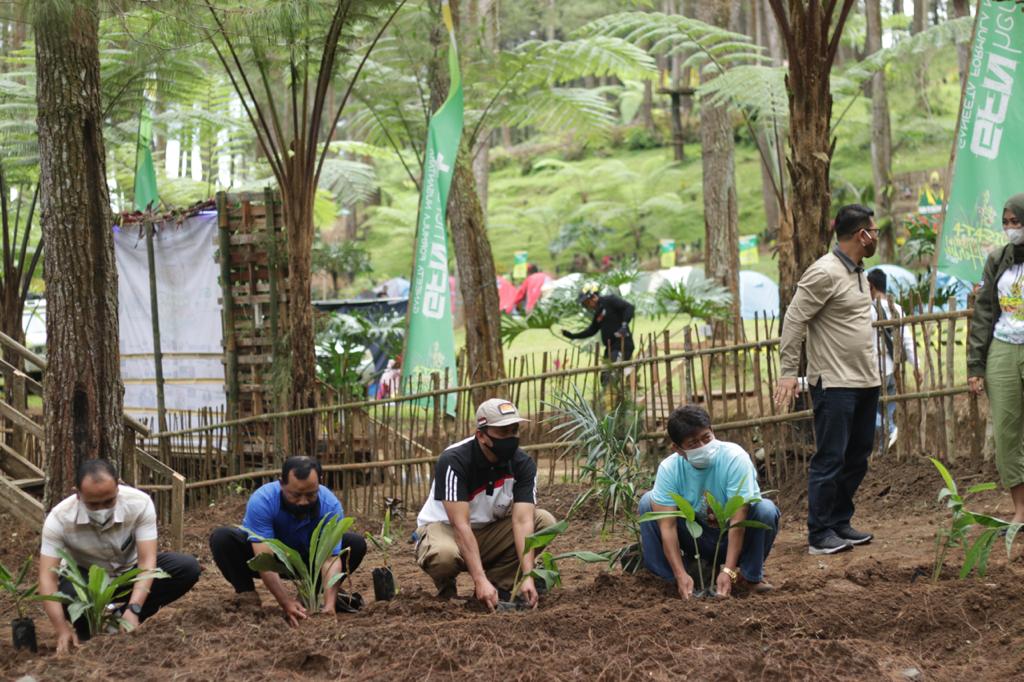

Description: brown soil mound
[3,456,1021,681]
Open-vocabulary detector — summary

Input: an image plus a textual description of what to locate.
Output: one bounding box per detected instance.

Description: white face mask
[86,507,115,528]
[684,439,721,469]
[1006,228,1024,246]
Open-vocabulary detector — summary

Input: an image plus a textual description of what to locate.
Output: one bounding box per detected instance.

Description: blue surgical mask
[684,439,721,469]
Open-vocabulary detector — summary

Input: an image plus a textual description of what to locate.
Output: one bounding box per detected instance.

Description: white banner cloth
[114,212,225,421]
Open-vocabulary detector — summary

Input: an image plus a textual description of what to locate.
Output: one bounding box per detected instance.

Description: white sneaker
[887,426,898,449]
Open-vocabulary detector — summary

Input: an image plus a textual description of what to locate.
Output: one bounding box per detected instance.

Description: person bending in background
[866,268,921,450]
[968,193,1024,524]
[562,283,635,361]
[38,459,200,654]
[638,406,779,599]
[209,456,366,625]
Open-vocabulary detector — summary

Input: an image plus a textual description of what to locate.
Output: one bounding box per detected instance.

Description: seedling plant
[507,520,609,607]
[245,514,355,611]
[55,550,169,636]
[1,555,64,651]
[639,490,770,597]
[365,506,397,600]
[930,458,1023,582]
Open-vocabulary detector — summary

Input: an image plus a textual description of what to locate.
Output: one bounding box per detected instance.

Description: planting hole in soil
[11,618,37,653]
[372,567,396,601]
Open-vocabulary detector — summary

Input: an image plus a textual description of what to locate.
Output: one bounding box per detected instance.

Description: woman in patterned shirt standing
[968,193,1024,524]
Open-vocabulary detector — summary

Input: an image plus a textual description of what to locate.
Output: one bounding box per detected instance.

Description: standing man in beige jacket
[774,204,881,555]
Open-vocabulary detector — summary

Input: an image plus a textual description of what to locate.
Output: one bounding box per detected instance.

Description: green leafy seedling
[55,550,169,636]
[364,507,395,568]
[639,492,707,591]
[245,514,355,611]
[930,458,1024,581]
[703,491,771,594]
[509,520,609,603]
[0,556,63,619]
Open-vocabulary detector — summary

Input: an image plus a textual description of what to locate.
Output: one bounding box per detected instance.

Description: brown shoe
[735,576,774,594]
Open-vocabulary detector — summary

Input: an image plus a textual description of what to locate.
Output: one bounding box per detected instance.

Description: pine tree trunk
[866,0,895,262]
[698,0,740,330]
[35,0,124,507]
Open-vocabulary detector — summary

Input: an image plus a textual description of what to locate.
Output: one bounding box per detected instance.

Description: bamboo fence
[144,299,983,521]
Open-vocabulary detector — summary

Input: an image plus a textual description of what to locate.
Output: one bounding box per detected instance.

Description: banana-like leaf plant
[54,550,169,636]
[245,514,356,611]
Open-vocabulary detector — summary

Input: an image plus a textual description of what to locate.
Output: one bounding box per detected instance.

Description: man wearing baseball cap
[415,398,556,610]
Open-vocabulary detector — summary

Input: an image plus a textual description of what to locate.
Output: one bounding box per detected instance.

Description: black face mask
[280,493,319,519]
[488,436,520,465]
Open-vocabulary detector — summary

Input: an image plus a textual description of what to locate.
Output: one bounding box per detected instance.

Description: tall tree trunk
[470,0,497,218]
[866,0,895,262]
[952,0,970,80]
[639,79,656,132]
[769,0,856,318]
[430,3,505,400]
[698,0,741,330]
[36,0,124,508]
[913,0,928,34]
[281,179,318,454]
[754,0,783,243]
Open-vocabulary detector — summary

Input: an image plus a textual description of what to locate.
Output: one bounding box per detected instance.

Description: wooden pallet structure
[215,190,289,470]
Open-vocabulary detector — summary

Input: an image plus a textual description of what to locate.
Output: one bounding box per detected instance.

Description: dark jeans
[208,526,366,593]
[60,551,200,640]
[808,382,880,543]
[637,492,780,583]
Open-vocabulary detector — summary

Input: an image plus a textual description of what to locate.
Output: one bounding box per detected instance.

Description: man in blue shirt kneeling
[209,456,366,624]
[638,405,780,599]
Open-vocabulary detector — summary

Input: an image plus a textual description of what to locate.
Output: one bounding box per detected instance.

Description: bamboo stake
[944,297,957,460]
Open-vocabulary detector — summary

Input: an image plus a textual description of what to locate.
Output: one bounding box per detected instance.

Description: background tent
[381,276,410,299]
[630,266,694,295]
[868,263,916,296]
[739,270,780,320]
[540,272,583,297]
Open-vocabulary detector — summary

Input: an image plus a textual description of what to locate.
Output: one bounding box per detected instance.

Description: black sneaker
[808,534,854,555]
[835,526,873,545]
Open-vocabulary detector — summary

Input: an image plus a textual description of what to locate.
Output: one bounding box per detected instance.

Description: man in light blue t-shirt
[638,405,780,599]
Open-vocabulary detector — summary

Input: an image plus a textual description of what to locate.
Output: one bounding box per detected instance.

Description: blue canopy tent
[739,270,779,320]
[868,263,917,296]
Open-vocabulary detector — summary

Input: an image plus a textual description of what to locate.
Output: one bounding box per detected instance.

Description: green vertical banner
[937,0,1024,283]
[659,239,675,269]
[512,251,528,280]
[134,104,159,212]
[402,0,463,414]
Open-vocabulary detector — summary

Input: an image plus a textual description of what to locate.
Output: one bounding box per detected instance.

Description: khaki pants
[986,339,1024,488]
[416,509,556,591]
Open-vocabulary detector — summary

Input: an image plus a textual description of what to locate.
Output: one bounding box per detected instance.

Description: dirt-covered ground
[2,454,1023,681]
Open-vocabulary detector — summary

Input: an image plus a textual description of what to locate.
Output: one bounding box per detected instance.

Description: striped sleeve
[432,454,467,502]
[512,455,538,504]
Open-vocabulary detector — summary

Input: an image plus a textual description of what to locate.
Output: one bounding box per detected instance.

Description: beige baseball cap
[476,398,529,428]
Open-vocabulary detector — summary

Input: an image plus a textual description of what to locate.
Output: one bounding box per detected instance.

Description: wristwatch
[721,566,738,582]
[125,603,143,616]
